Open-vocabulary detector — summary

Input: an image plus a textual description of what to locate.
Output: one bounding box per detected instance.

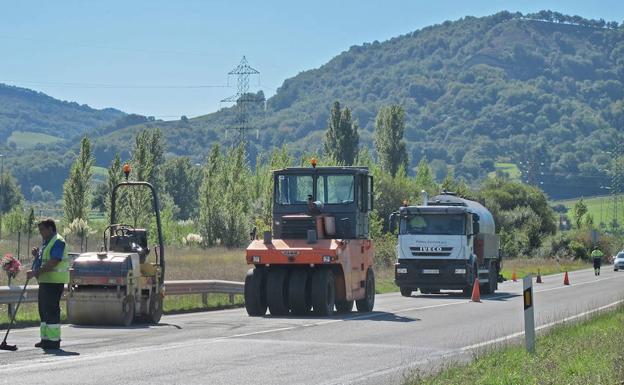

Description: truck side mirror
[389,213,397,233]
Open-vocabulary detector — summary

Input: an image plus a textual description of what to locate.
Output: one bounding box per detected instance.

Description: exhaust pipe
[421,190,429,206]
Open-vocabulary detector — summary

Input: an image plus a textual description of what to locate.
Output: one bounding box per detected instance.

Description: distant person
[591,246,604,276]
[26,218,70,350]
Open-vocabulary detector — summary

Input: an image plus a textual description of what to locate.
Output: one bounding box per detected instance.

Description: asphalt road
[1,267,623,385]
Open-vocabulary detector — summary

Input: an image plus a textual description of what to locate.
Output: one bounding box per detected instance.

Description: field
[404,305,624,384]
[6,130,63,148]
[554,194,623,227]
[487,162,522,182]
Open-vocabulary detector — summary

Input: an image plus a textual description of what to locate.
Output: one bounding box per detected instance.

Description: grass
[501,258,591,280]
[7,130,62,148]
[488,162,522,182]
[553,195,622,228]
[404,305,624,385]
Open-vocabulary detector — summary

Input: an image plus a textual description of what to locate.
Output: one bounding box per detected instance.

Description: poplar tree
[374,105,408,176]
[63,136,94,224]
[323,101,359,165]
[198,144,225,246]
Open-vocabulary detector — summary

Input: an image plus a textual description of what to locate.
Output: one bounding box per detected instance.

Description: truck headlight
[454,268,466,274]
[396,268,408,274]
[322,255,332,263]
[252,256,261,263]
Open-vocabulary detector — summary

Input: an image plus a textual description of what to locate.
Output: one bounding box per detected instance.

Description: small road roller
[245,161,376,316]
[67,165,165,326]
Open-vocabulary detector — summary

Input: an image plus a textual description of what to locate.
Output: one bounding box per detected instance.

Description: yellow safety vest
[38,233,70,284]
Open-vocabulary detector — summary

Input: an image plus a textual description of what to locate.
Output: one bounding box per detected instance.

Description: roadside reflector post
[523,274,536,354]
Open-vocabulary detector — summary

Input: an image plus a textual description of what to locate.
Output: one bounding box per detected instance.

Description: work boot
[34,340,45,348]
[42,340,60,350]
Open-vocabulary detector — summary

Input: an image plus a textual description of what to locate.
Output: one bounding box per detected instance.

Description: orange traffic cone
[536,269,542,284]
[511,271,517,282]
[563,271,570,286]
[471,278,481,302]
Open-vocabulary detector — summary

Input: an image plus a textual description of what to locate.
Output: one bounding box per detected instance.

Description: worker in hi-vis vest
[26,218,70,350]
[591,246,604,277]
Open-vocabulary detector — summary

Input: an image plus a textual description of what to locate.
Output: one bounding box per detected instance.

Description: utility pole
[221,56,265,145]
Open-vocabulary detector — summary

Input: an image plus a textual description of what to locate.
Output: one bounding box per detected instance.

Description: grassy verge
[405,305,624,385]
[501,258,591,280]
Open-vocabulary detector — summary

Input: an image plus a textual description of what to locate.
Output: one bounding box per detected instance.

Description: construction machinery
[66,165,165,326]
[245,161,375,316]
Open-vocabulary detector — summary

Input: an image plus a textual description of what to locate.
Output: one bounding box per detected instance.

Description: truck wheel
[356,269,375,312]
[244,267,267,316]
[289,269,311,315]
[335,300,354,313]
[311,268,335,316]
[267,268,290,316]
[489,265,498,294]
[400,288,412,297]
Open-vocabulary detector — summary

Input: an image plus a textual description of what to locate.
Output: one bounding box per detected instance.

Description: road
[0,268,623,385]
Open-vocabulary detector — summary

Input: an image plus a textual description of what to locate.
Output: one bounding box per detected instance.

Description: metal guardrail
[0,280,244,305]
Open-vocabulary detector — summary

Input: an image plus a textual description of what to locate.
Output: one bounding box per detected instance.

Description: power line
[1,80,230,89]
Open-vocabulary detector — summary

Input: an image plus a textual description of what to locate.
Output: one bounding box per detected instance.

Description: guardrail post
[229,293,235,304]
[202,293,208,307]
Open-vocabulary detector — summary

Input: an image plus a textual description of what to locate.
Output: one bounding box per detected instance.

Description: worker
[591,246,604,276]
[26,218,70,350]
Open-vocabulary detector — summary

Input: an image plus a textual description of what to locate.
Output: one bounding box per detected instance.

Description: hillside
[0,83,125,142]
[3,11,624,200]
[89,11,624,199]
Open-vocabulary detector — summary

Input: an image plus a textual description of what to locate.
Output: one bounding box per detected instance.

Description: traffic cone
[471,278,481,302]
[511,271,517,282]
[536,269,542,284]
[563,271,570,286]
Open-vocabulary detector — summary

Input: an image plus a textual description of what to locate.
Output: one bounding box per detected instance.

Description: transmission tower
[221,56,265,144]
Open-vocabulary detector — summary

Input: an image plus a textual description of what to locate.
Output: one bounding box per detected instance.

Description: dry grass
[501,257,591,280]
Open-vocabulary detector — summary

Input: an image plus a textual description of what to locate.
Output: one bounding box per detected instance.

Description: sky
[0,0,623,119]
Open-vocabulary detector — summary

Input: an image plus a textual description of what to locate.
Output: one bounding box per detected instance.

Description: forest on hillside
[1,11,623,199]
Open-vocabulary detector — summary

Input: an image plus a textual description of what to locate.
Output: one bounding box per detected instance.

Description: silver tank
[427,194,496,234]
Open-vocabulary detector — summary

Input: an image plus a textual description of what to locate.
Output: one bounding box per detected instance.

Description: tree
[323,101,359,165]
[63,136,94,224]
[162,157,201,220]
[414,157,437,194]
[573,198,588,229]
[0,172,24,214]
[374,105,408,177]
[221,144,252,247]
[105,154,123,223]
[26,207,35,254]
[198,145,225,247]
[123,129,165,227]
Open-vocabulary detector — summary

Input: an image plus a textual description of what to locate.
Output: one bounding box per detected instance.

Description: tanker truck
[390,191,501,296]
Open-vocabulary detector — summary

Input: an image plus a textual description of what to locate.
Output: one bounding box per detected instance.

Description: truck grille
[410,246,453,257]
[281,217,316,239]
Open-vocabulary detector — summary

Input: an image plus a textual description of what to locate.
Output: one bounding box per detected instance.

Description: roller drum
[67,288,135,326]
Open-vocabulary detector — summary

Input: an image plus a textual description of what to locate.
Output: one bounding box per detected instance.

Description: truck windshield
[400,214,466,235]
[275,175,313,205]
[317,175,355,204]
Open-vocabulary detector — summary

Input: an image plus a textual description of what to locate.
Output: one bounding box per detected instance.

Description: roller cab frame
[245,164,376,317]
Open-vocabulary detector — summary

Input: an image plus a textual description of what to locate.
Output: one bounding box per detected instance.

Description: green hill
[554,195,623,228]
[0,83,125,141]
[90,11,623,199]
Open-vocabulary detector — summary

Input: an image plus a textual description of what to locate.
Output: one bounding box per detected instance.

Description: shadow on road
[69,322,181,330]
[264,311,419,323]
[43,348,80,356]
[413,291,520,301]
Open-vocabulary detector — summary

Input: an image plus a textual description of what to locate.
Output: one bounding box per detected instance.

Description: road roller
[245,160,376,316]
[67,165,165,326]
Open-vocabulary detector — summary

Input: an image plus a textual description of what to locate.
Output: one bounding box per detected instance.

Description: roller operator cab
[66,165,165,326]
[245,163,376,316]
[391,192,501,297]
